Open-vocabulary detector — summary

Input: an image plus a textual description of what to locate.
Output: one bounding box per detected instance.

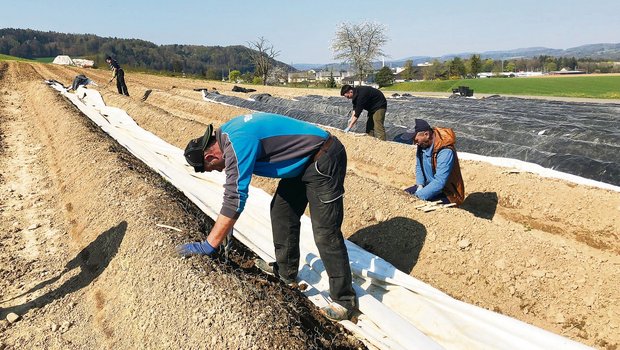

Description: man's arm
[353,88,367,118]
[404,152,426,195]
[175,214,236,257]
[345,110,358,132]
[415,149,454,200]
[219,137,258,218]
[345,88,367,131]
[206,214,237,248]
[176,136,250,257]
[108,67,117,83]
[415,152,425,187]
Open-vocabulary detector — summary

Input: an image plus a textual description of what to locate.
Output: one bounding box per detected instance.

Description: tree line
[416,55,619,80]
[0,28,293,80]
[372,55,620,87]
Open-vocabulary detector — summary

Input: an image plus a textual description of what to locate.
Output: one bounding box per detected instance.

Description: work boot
[254,258,276,276]
[254,258,296,286]
[320,302,352,322]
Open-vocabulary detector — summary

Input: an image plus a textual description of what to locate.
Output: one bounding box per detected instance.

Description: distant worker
[105,56,129,96]
[68,74,93,91]
[340,84,387,140]
[178,112,357,321]
[401,119,465,205]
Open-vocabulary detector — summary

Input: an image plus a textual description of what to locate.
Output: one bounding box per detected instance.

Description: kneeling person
[402,119,465,205]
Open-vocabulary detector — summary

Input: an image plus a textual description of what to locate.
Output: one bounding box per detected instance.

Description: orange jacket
[431,127,465,205]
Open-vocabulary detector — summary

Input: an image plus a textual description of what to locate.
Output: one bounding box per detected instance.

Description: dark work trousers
[115,69,129,96]
[364,108,386,141]
[270,136,356,310]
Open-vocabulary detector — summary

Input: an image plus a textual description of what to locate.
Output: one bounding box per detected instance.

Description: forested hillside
[0,28,293,78]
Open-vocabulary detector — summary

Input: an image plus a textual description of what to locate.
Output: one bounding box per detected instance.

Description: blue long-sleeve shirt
[415,144,455,200]
[216,113,328,218]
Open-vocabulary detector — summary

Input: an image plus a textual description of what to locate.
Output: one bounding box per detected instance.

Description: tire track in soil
[0,61,65,284]
[0,62,77,348]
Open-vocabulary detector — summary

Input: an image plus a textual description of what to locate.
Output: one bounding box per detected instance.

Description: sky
[2,0,619,64]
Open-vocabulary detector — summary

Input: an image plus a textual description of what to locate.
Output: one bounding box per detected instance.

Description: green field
[0,54,34,62]
[32,57,55,63]
[391,75,620,99]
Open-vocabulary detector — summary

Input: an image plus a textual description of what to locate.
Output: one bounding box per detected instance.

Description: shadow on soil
[348,217,426,273]
[1,221,127,319]
[461,192,498,220]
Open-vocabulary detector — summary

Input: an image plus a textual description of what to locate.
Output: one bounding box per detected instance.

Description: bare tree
[246,37,280,86]
[331,22,389,85]
[267,66,287,85]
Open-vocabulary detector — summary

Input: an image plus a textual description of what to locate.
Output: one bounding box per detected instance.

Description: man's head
[105,56,112,63]
[401,119,433,149]
[340,84,354,99]
[184,125,225,173]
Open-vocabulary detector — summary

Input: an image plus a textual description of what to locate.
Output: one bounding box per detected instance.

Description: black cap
[340,84,353,96]
[184,124,213,172]
[399,119,432,141]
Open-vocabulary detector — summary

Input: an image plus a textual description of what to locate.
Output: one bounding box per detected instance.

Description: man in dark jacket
[340,84,387,140]
[105,56,129,96]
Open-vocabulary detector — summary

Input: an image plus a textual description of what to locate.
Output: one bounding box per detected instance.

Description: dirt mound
[1,61,619,349]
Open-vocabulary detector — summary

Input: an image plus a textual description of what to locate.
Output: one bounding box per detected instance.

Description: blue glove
[343,126,351,133]
[175,241,216,257]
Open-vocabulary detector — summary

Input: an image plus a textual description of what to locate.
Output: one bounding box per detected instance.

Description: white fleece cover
[47,82,593,350]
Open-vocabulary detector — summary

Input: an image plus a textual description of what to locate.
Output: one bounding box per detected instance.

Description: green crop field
[0,54,34,62]
[32,57,55,63]
[391,75,620,99]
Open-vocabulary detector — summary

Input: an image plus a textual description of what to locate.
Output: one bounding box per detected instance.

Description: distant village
[286,62,591,88]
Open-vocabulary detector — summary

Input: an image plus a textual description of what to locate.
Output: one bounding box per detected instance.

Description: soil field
[1,61,619,349]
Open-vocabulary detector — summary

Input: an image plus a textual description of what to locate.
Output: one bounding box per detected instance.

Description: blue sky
[2,0,619,64]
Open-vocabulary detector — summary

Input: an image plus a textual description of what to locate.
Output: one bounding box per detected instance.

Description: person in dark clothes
[105,56,129,96]
[340,84,387,140]
[178,112,357,322]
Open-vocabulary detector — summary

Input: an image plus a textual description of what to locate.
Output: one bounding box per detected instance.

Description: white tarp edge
[48,82,592,350]
[457,152,620,192]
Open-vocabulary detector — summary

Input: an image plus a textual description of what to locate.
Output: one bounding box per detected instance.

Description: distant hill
[294,43,620,70]
[289,63,325,71]
[434,43,620,62]
[0,28,295,77]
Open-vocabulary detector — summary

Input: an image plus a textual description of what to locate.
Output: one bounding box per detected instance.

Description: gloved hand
[404,185,422,195]
[175,241,216,257]
[343,126,351,133]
